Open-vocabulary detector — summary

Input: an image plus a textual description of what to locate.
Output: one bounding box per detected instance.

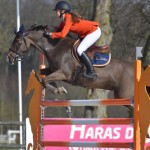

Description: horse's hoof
[58,86,67,94]
[47,88,58,94]
[53,89,59,94]
[47,86,59,94]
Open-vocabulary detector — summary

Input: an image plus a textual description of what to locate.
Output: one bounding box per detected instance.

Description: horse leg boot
[80,52,97,79]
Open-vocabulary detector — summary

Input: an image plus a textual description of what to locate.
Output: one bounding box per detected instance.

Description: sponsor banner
[44,125,150,150]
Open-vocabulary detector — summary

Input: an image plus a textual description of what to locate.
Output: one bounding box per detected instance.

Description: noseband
[8,48,20,63]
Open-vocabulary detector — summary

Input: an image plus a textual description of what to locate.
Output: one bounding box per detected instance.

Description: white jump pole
[136,47,143,60]
[16,0,23,149]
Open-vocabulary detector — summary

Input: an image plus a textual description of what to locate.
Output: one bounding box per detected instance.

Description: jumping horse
[7,24,134,107]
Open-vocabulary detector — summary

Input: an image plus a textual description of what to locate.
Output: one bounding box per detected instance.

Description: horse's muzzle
[6,55,14,65]
[6,52,18,65]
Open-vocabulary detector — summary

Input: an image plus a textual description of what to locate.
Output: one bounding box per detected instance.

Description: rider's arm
[55,22,65,32]
[51,14,72,39]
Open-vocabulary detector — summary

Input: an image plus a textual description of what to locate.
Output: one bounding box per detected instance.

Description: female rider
[44,1,101,79]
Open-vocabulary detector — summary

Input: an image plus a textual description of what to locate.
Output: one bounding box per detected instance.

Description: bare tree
[142,35,150,68]
[85,0,113,118]
[0,0,16,54]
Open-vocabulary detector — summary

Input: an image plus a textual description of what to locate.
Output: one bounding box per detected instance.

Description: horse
[7,24,134,108]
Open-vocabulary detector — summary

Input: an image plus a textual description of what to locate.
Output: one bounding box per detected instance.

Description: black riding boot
[80,52,97,79]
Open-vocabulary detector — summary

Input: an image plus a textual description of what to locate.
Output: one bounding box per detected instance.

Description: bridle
[8,32,45,63]
[9,33,29,60]
[8,25,56,64]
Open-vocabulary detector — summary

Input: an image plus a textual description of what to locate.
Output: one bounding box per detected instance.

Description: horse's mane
[28,24,77,39]
[28,24,47,31]
[28,24,55,32]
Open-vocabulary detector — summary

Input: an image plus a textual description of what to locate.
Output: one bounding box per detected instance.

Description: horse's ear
[19,24,26,34]
[14,27,17,35]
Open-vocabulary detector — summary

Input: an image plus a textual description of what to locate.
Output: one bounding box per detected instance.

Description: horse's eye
[18,41,22,45]
[16,39,22,45]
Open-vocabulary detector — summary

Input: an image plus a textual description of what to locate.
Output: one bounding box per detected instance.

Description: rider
[43,1,101,79]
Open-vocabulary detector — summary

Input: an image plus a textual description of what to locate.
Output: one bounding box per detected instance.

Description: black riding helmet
[53,1,71,12]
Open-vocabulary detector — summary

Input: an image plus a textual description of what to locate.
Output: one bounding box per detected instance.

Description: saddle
[72,39,111,67]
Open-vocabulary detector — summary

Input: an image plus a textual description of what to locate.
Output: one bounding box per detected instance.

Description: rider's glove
[43,31,52,37]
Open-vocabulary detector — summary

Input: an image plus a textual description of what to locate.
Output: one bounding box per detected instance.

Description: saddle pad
[91,52,111,67]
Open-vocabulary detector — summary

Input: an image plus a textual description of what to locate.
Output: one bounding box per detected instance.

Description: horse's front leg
[40,68,51,76]
[42,69,68,94]
[35,71,61,94]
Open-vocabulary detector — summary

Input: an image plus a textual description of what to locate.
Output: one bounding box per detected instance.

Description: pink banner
[44,125,150,150]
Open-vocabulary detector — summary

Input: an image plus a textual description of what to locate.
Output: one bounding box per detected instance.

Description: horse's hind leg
[84,106,94,118]
[114,90,133,117]
[65,106,72,118]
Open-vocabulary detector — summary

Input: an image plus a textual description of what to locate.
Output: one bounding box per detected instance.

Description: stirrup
[83,72,98,80]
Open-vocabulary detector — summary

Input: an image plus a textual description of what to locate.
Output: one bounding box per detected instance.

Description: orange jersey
[51,13,100,39]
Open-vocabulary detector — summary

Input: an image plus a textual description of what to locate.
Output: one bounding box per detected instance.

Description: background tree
[0,0,16,55]
[142,35,150,68]
[85,0,113,118]
[110,0,150,60]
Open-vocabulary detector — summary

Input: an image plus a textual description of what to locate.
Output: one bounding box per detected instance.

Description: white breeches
[77,27,101,56]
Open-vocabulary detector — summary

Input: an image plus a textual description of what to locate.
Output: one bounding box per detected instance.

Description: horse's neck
[28,30,43,43]
[28,30,54,49]
[27,30,49,55]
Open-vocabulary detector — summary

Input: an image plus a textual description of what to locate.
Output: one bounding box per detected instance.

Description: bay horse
[7,24,134,101]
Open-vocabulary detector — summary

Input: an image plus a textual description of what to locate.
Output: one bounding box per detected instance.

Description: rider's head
[53,1,71,18]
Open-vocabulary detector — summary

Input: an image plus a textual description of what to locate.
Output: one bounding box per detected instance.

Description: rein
[33,34,48,55]
[27,24,56,55]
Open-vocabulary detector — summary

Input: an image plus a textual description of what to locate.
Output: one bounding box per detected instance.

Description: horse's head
[7,24,57,65]
[6,24,31,65]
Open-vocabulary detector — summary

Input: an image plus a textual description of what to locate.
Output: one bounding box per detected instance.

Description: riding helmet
[53,1,71,12]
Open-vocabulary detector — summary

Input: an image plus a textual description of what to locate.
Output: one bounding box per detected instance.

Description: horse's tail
[27,143,33,150]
